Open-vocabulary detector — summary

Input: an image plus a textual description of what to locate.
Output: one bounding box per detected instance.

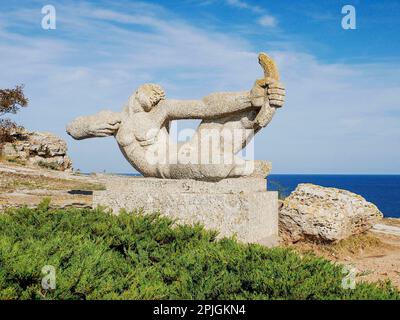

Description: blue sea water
[268,175,400,218]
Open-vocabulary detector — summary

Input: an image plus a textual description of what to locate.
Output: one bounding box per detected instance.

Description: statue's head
[128,83,165,113]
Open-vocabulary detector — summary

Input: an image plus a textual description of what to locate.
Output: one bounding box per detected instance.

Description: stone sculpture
[66,53,285,244]
[66,53,285,180]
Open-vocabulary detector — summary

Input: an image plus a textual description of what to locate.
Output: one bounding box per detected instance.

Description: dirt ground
[287,220,400,288]
[0,161,104,209]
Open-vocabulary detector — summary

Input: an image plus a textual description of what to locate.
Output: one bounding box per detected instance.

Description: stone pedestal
[93,177,278,246]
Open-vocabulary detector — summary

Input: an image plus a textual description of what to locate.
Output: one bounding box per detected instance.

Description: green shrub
[0,203,398,300]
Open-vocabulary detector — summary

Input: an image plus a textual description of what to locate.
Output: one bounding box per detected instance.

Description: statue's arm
[66,110,121,140]
[158,91,253,120]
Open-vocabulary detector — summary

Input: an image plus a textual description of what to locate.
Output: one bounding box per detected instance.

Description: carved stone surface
[93,175,279,245]
[66,53,285,181]
[279,184,384,243]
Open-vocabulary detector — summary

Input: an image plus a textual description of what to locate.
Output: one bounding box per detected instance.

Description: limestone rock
[279,183,383,243]
[1,129,72,171]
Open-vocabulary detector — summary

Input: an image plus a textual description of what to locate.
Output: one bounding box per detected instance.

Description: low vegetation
[37,161,63,171]
[288,233,386,261]
[0,202,399,300]
[1,156,27,166]
[0,171,105,193]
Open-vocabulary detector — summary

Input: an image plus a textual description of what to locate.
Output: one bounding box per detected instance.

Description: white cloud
[0,2,259,172]
[258,15,277,27]
[224,1,278,28]
[260,51,400,173]
[225,0,263,13]
[0,1,399,173]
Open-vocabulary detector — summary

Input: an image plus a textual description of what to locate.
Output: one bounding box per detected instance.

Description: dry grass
[0,171,105,193]
[332,233,384,255]
[0,154,27,166]
[287,233,387,261]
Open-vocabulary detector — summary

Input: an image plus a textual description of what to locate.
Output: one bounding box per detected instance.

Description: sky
[0,0,399,174]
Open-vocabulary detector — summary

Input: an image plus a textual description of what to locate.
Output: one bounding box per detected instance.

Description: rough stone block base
[93,177,278,246]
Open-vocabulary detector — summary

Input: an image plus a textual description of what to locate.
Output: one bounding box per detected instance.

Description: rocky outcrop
[0,129,72,171]
[279,183,383,243]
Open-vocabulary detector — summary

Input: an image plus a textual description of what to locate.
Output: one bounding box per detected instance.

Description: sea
[268,175,400,218]
[122,173,400,218]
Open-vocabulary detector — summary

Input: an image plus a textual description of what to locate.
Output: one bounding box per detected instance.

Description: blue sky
[1,0,399,173]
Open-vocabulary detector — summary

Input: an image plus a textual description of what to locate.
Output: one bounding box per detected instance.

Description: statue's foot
[229,160,271,178]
